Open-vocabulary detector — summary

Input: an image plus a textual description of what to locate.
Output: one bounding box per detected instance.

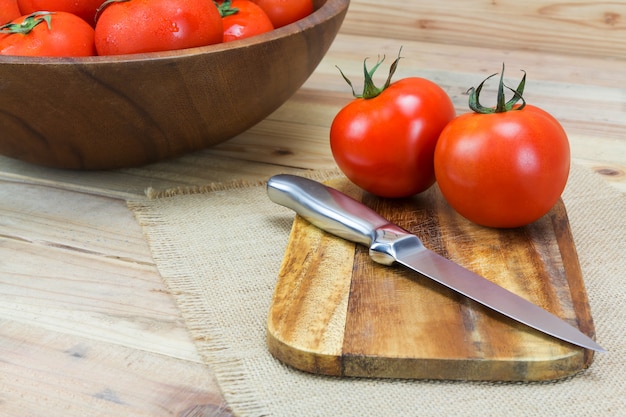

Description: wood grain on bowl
[0,0,349,169]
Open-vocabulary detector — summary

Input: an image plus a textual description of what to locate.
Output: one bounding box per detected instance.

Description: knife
[266,174,605,353]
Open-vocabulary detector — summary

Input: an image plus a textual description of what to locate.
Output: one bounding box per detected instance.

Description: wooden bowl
[0,0,349,170]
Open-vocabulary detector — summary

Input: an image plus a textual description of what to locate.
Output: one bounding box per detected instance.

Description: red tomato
[0,0,21,25]
[330,53,456,198]
[434,69,570,228]
[220,0,274,42]
[94,0,223,56]
[0,11,96,57]
[17,0,103,26]
[250,0,313,28]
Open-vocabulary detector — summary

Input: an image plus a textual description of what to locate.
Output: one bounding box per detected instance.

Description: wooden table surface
[1,1,625,416]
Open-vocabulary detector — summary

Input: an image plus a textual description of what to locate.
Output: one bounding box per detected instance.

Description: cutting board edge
[550,200,597,369]
[268,324,591,381]
[342,349,591,382]
[267,327,343,376]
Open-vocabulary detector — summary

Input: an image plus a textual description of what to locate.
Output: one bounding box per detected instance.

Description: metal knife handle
[267,174,406,247]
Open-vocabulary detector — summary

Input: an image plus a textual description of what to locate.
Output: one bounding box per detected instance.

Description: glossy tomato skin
[330,77,456,198]
[95,0,223,55]
[0,12,96,57]
[0,0,21,25]
[17,0,103,25]
[434,104,570,228]
[251,0,313,28]
[223,0,274,42]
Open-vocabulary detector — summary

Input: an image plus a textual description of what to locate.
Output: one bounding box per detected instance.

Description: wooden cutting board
[267,177,598,381]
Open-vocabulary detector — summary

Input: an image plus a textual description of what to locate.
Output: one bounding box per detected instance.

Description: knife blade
[266,174,605,353]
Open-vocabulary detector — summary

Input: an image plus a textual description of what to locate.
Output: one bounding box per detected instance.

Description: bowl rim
[0,0,349,65]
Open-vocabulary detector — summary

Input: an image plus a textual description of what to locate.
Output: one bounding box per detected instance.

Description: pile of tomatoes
[0,0,313,57]
[330,52,570,229]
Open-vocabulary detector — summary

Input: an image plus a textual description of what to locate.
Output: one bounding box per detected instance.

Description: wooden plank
[0,321,231,417]
[267,178,596,381]
[339,0,626,58]
[0,154,309,200]
[0,237,201,360]
[0,182,232,415]
[0,182,200,360]
[0,181,152,261]
[0,182,230,416]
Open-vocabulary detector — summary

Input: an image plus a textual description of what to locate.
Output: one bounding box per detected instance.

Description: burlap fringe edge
[143,168,345,200]
[130,167,345,416]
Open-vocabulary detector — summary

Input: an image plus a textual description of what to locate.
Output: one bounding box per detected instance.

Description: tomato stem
[468,63,527,113]
[216,0,240,17]
[0,11,54,34]
[336,47,403,99]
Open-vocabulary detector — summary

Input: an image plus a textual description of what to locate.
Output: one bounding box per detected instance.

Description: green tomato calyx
[216,0,240,17]
[469,64,527,114]
[336,48,403,99]
[0,12,54,34]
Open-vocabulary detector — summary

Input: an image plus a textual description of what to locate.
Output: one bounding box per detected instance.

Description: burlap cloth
[127,164,625,417]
